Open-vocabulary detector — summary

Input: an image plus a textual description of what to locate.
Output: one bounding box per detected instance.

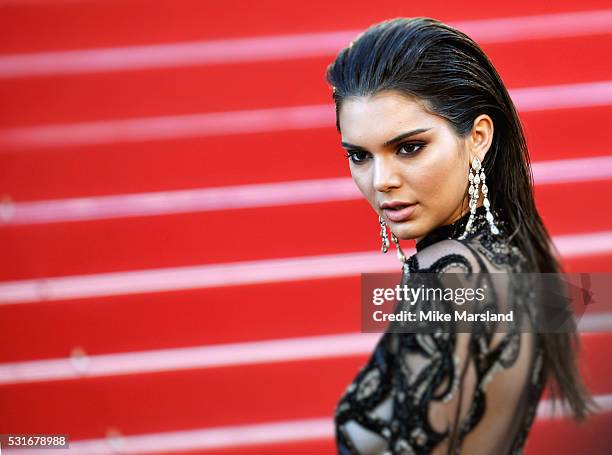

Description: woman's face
[338,90,492,243]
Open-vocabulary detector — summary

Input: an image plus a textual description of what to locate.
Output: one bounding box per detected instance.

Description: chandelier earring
[378,216,407,264]
[458,156,499,240]
[391,231,407,264]
[379,215,389,253]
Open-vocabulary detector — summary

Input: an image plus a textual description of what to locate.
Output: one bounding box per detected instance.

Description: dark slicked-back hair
[325,16,597,433]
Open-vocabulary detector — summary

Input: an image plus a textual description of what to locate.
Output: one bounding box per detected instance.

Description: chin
[389,221,419,241]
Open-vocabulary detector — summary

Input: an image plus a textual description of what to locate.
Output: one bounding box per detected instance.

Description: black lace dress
[334,205,547,454]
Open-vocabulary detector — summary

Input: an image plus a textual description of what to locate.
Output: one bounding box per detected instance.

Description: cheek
[410,154,466,204]
[409,167,438,197]
[402,162,445,201]
[350,168,374,200]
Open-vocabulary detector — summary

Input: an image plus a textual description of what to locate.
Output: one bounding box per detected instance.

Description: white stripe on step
[4,394,612,454]
[0,332,382,385]
[1,231,612,304]
[0,81,610,150]
[0,10,610,77]
[1,155,611,225]
[0,317,608,385]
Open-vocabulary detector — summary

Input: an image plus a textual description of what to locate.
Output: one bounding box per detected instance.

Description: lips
[380,200,414,210]
[380,201,417,222]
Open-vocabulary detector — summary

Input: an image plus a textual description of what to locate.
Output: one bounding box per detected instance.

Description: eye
[343,143,425,165]
[343,150,370,164]
[398,142,425,155]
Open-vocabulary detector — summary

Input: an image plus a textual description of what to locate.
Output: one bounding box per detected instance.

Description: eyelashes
[343,142,426,164]
[343,150,368,164]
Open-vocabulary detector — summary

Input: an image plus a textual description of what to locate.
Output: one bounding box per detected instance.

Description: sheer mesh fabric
[334,205,547,454]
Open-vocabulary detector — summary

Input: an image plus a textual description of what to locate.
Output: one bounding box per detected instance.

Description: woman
[325,17,597,454]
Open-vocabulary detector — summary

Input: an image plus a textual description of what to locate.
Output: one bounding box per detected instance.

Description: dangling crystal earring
[459,157,499,240]
[379,216,407,264]
[379,215,389,253]
[391,232,407,264]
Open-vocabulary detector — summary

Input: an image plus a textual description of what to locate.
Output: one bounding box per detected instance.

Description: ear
[469,114,494,163]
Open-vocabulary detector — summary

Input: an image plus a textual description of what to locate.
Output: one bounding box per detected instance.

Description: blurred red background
[0,1,611,453]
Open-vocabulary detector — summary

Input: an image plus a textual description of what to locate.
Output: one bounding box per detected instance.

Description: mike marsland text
[372,309,515,322]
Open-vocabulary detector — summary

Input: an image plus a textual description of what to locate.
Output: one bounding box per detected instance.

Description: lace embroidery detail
[334,205,546,454]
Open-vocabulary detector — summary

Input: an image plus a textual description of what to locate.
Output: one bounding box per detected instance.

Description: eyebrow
[341,127,432,150]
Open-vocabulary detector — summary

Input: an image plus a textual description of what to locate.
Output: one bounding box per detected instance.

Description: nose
[372,155,402,192]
